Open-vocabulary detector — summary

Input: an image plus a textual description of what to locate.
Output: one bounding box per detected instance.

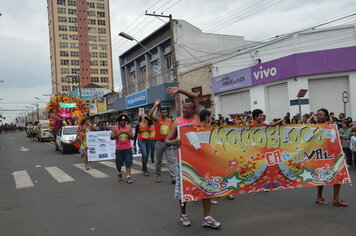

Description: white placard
[86,131,116,161]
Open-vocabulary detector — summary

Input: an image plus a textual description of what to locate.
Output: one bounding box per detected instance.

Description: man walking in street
[148,100,176,183]
[110,113,134,184]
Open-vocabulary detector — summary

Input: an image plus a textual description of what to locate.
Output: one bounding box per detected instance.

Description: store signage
[59,102,76,108]
[125,90,148,109]
[342,91,349,104]
[211,68,251,94]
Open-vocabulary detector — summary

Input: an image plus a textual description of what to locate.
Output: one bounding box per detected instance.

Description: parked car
[36,123,53,142]
[55,126,78,154]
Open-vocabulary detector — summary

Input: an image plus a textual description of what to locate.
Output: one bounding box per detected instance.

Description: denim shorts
[115,148,133,167]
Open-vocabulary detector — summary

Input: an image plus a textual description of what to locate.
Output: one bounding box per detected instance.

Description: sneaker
[117,172,123,181]
[162,162,166,166]
[144,171,150,176]
[126,177,133,184]
[171,179,176,184]
[210,199,218,204]
[155,177,162,183]
[202,216,221,229]
[180,214,191,227]
[226,195,235,200]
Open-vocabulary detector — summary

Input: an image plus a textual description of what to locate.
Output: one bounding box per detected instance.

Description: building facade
[212,24,356,120]
[117,19,252,121]
[46,0,114,95]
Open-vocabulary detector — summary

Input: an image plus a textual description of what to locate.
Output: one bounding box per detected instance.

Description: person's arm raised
[148,99,160,122]
[166,87,199,116]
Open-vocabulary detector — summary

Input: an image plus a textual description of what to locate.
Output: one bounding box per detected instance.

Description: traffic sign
[342,91,349,104]
[297,89,308,98]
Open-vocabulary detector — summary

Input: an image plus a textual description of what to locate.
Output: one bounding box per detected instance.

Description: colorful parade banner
[178,124,351,202]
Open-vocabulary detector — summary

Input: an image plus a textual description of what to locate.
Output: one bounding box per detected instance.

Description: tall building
[46,0,114,95]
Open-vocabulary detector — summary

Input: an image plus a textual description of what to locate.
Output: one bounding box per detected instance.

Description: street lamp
[119,32,154,57]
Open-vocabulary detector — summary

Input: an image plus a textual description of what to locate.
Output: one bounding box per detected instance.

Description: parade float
[45,94,89,134]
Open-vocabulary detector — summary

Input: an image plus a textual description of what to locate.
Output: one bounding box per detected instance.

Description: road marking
[19,146,30,152]
[99,161,141,174]
[13,170,34,189]
[45,166,74,183]
[46,142,54,147]
[73,163,109,178]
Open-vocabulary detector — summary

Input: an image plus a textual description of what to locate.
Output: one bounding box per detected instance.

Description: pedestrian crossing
[12,160,168,189]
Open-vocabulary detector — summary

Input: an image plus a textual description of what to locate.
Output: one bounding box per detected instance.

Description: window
[61,76,69,83]
[67,0,76,6]
[60,51,69,57]
[59,34,68,40]
[88,35,97,42]
[88,19,96,25]
[71,60,80,66]
[59,42,68,48]
[91,77,99,83]
[140,66,147,82]
[166,54,172,70]
[68,9,76,14]
[97,20,105,26]
[68,17,77,23]
[100,77,109,83]
[98,28,106,34]
[98,36,106,42]
[60,59,69,65]
[97,12,105,17]
[69,26,77,32]
[99,52,107,58]
[57,7,66,14]
[90,52,98,58]
[70,51,79,57]
[88,11,96,17]
[90,69,99,74]
[90,60,98,66]
[89,44,97,50]
[58,25,67,31]
[99,60,108,66]
[70,42,79,49]
[69,34,78,40]
[87,2,95,8]
[71,68,80,74]
[61,68,70,74]
[57,0,65,5]
[97,3,104,9]
[98,44,107,50]
[100,69,108,74]
[58,16,67,22]
[62,85,71,92]
[88,27,97,34]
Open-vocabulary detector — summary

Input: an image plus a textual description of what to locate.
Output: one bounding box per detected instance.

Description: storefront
[212,46,356,120]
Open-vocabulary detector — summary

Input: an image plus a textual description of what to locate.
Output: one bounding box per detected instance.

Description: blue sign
[290,98,309,106]
[125,90,148,109]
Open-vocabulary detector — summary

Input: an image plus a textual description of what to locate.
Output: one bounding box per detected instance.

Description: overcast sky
[0,0,355,122]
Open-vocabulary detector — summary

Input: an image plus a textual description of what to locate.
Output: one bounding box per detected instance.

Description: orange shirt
[155,117,172,141]
[138,123,150,140]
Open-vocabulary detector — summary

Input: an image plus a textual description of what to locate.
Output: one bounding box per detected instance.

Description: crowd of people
[8,87,355,229]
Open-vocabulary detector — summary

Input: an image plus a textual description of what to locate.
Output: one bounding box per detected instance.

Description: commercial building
[46,0,114,95]
[117,19,252,121]
[212,23,356,120]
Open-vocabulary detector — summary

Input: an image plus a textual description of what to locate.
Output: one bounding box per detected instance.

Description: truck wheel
[61,143,67,154]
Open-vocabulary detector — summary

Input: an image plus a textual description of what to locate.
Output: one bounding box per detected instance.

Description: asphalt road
[0,132,355,236]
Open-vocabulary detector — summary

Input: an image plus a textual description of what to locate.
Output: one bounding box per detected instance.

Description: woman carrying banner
[313,108,348,207]
[78,118,93,170]
[165,87,221,229]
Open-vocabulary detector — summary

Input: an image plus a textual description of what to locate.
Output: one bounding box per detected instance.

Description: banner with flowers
[178,124,351,202]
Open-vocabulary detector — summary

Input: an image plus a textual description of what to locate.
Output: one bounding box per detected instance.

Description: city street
[1,132,356,236]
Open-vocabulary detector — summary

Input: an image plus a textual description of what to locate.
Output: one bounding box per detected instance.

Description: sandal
[315,198,328,205]
[332,200,348,207]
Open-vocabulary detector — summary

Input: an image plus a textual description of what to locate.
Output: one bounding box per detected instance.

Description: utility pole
[145,12,181,116]
[36,104,39,122]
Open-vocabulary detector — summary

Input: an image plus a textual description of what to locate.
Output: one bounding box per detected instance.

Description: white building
[212,23,356,120]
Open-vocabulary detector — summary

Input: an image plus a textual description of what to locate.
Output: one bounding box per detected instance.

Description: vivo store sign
[126,90,148,109]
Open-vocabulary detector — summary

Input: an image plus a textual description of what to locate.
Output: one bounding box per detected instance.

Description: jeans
[343,148,352,165]
[352,151,356,167]
[154,141,177,179]
[149,140,156,164]
[138,140,151,172]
